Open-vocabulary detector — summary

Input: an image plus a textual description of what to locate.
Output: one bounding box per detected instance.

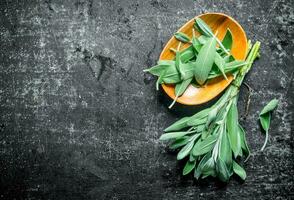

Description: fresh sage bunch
[259,99,279,151]
[143,18,248,108]
[159,42,261,182]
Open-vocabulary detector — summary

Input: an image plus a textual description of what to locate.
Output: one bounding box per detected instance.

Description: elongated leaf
[219,129,232,167]
[170,136,190,149]
[194,37,217,85]
[194,18,214,37]
[175,78,193,97]
[226,102,241,158]
[187,108,211,125]
[233,161,246,180]
[260,99,279,116]
[164,117,190,132]
[197,35,209,45]
[238,125,250,158]
[205,107,218,128]
[201,157,216,177]
[160,130,195,141]
[183,160,196,175]
[192,134,218,156]
[194,18,229,55]
[186,117,206,127]
[143,64,167,76]
[192,33,202,52]
[214,53,228,80]
[176,50,185,79]
[222,29,233,50]
[180,47,195,63]
[189,153,197,162]
[259,99,278,151]
[174,32,191,43]
[177,140,195,160]
[216,158,230,182]
[194,153,211,179]
[158,60,175,65]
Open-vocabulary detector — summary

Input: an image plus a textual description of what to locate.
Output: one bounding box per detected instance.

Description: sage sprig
[144,18,247,108]
[160,42,261,182]
[259,99,279,151]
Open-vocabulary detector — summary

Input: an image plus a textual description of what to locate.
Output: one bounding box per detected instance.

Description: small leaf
[174,32,191,43]
[170,136,190,149]
[194,18,214,37]
[175,78,193,97]
[177,140,195,160]
[194,37,217,85]
[180,47,195,63]
[205,107,218,128]
[159,130,195,141]
[222,29,233,50]
[219,129,232,167]
[187,108,211,125]
[226,102,241,158]
[186,117,206,127]
[194,153,211,179]
[192,134,218,156]
[260,99,279,116]
[216,158,230,182]
[183,160,196,175]
[214,53,228,80]
[233,161,246,180]
[164,117,190,132]
[259,99,279,151]
[201,157,216,178]
[238,125,250,159]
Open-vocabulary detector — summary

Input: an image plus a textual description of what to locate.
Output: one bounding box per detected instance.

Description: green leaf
[205,107,218,128]
[189,153,197,162]
[192,134,218,156]
[186,117,206,127]
[260,99,279,116]
[226,102,241,158]
[175,78,193,97]
[159,130,195,141]
[143,64,167,76]
[174,32,191,43]
[175,50,185,79]
[183,160,196,175]
[192,31,202,52]
[233,161,246,180]
[194,18,229,55]
[197,35,209,45]
[201,157,216,178]
[194,18,214,37]
[180,46,195,63]
[222,29,233,50]
[194,153,211,179]
[177,140,195,160]
[170,136,190,149]
[259,99,278,151]
[214,53,228,80]
[219,129,232,167]
[216,158,230,182]
[164,117,190,132]
[194,37,217,85]
[238,125,250,159]
[187,108,211,125]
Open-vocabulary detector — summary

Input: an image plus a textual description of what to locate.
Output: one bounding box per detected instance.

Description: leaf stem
[260,130,268,151]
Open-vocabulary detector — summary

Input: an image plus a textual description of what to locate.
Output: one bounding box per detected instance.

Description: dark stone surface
[0,0,293,199]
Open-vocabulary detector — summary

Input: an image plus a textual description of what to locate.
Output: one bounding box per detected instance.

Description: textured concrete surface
[0,0,293,199]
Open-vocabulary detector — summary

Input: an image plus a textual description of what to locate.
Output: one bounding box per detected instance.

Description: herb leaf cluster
[144,18,248,108]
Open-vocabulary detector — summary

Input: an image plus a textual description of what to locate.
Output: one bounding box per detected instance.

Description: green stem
[260,130,268,151]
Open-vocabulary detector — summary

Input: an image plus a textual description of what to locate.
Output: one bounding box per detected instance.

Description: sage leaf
[214,53,228,80]
[222,29,233,50]
[177,140,195,160]
[205,107,218,128]
[216,158,230,182]
[187,108,211,125]
[219,129,232,167]
[194,37,217,85]
[192,30,202,52]
[186,117,206,127]
[160,130,196,141]
[175,50,185,79]
[194,18,229,55]
[180,46,195,63]
[226,102,241,158]
[174,32,191,43]
[260,99,279,115]
[259,99,279,151]
[233,161,246,180]
[194,153,211,179]
[164,116,190,132]
[170,136,190,149]
[192,134,218,156]
[201,157,216,178]
[238,125,250,159]
[175,78,193,97]
[183,160,196,175]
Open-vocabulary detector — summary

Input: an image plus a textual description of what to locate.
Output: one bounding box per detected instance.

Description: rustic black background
[0,0,293,199]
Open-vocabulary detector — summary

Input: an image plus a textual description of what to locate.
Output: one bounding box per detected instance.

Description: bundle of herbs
[144,17,279,182]
[144,18,249,108]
